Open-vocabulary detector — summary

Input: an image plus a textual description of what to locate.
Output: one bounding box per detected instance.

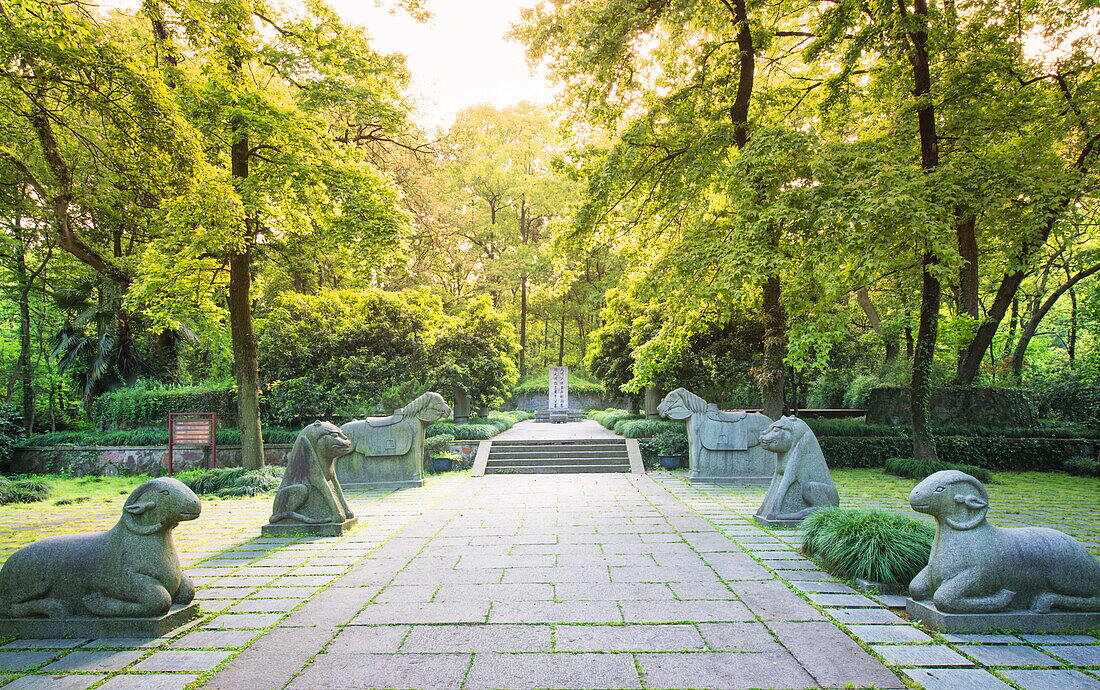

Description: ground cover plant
[0,475,50,504]
[178,466,285,497]
[799,507,935,587]
[883,457,993,483]
[515,369,606,395]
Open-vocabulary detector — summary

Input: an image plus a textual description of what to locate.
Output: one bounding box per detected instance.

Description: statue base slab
[907,598,1100,633]
[753,515,803,528]
[0,602,199,639]
[261,517,358,537]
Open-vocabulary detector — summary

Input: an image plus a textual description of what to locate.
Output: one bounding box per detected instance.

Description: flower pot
[657,455,682,470]
[431,457,454,473]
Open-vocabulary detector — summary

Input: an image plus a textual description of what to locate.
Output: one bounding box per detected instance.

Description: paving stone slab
[873,644,975,667]
[435,583,555,602]
[2,638,89,649]
[620,598,754,623]
[771,620,906,689]
[554,623,705,651]
[41,649,145,672]
[636,651,815,690]
[488,600,624,623]
[846,624,934,644]
[169,629,261,649]
[963,644,1062,667]
[727,581,826,621]
[351,601,490,625]
[695,622,787,652]
[1042,645,1100,666]
[131,649,235,671]
[203,613,283,629]
[942,633,1021,644]
[401,624,551,652]
[1,675,105,689]
[97,673,204,690]
[903,667,1014,690]
[554,582,674,601]
[806,592,880,607]
[0,651,59,671]
[1001,669,1100,689]
[829,608,907,624]
[1022,634,1098,644]
[466,651,641,690]
[290,652,472,689]
[325,625,411,653]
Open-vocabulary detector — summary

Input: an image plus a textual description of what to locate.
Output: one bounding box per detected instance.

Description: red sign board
[167,413,218,475]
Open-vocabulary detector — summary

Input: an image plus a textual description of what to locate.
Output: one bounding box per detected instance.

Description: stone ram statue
[339,391,452,489]
[657,387,773,483]
[909,470,1100,614]
[268,421,354,529]
[754,416,839,527]
[0,477,200,619]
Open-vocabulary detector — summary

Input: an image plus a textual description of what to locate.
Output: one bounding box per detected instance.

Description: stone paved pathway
[2,462,1098,688]
[491,419,621,441]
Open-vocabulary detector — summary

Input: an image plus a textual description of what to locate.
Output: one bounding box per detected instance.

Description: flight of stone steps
[484,438,631,474]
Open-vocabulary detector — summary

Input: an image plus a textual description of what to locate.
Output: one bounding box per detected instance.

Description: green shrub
[23,426,301,447]
[178,466,284,497]
[1062,456,1100,477]
[800,508,934,586]
[0,475,51,504]
[426,412,526,441]
[615,419,683,438]
[883,457,994,484]
[92,382,238,429]
[425,434,456,456]
[587,408,641,430]
[647,430,688,456]
[805,419,906,437]
[819,436,1090,470]
[844,374,882,409]
[515,370,605,395]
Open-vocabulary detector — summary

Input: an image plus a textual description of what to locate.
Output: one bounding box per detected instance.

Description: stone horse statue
[657,388,773,484]
[339,392,452,489]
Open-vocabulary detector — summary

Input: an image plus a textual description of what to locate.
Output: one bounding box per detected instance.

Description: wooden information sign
[167,412,218,475]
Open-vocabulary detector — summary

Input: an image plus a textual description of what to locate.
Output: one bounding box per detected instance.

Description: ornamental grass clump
[800,508,934,587]
[1062,456,1100,477]
[883,457,993,483]
[179,466,284,498]
[0,475,51,504]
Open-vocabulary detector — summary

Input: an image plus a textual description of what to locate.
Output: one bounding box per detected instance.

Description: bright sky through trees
[330,0,556,131]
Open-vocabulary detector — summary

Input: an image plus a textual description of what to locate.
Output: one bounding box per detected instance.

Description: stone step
[492,442,629,448]
[484,464,630,474]
[487,449,628,460]
[485,456,628,467]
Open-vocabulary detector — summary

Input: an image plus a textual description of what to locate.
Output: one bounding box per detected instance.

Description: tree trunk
[229,125,265,470]
[760,275,786,420]
[954,213,978,378]
[1068,287,1077,366]
[1009,260,1100,377]
[519,274,528,379]
[906,0,941,461]
[856,287,898,363]
[17,279,34,434]
[557,301,566,367]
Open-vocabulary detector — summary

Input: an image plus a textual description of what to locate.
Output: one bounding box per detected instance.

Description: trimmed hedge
[818,436,1093,470]
[615,419,684,438]
[883,457,993,484]
[587,408,642,430]
[1063,457,1100,477]
[426,411,532,441]
[23,426,301,447]
[92,383,238,429]
[804,418,1099,440]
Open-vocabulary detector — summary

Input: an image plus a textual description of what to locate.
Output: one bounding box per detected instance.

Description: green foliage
[0,475,51,504]
[429,297,521,412]
[587,408,641,430]
[0,404,25,469]
[424,434,456,457]
[645,430,688,457]
[820,436,1088,471]
[1027,365,1100,427]
[90,382,237,429]
[883,458,994,484]
[800,508,935,586]
[515,369,605,395]
[844,375,883,409]
[1062,457,1100,478]
[178,467,284,498]
[614,419,684,438]
[258,289,444,425]
[24,426,300,446]
[426,412,530,441]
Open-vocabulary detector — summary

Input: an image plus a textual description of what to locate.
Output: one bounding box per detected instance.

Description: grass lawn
[833,468,1100,556]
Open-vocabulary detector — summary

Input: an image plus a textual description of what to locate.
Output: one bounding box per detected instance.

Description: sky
[327,0,557,132]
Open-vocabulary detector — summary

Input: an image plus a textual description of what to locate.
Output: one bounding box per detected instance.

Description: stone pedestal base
[261,517,357,537]
[342,479,423,491]
[0,602,199,639]
[753,515,802,529]
[906,598,1100,633]
[689,474,771,486]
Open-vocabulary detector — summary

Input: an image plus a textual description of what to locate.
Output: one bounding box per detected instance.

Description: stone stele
[657,388,774,484]
[753,416,839,528]
[0,477,201,638]
[263,421,357,537]
[907,469,1100,633]
[339,391,452,489]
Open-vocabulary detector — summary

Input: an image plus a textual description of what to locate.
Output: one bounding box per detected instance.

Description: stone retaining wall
[512,391,632,411]
[866,387,1036,428]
